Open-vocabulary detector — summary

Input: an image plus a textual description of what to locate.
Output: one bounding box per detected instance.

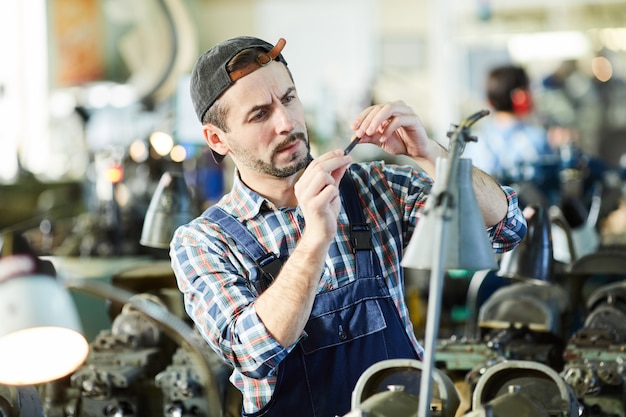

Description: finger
[378,114,412,139]
[315,148,346,161]
[295,170,330,202]
[352,101,414,139]
[350,104,376,131]
[304,152,351,181]
[376,109,424,144]
[317,181,341,206]
[354,105,389,138]
[328,162,350,184]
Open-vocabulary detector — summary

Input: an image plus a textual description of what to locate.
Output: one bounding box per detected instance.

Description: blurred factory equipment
[0,153,229,415]
[552,196,602,265]
[562,246,626,345]
[476,283,569,369]
[438,207,626,417]
[465,206,554,340]
[343,359,460,417]
[38,279,232,417]
[480,206,570,358]
[402,110,498,417]
[497,206,556,283]
[548,204,582,266]
[104,0,198,106]
[438,276,570,412]
[467,360,580,417]
[561,280,626,417]
[580,281,626,343]
[6,0,206,260]
[465,205,568,339]
[441,284,571,403]
[0,384,43,417]
[66,294,175,416]
[107,259,184,321]
[437,206,568,412]
[566,247,626,281]
[140,171,197,250]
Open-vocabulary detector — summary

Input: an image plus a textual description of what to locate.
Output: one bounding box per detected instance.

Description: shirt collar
[228,169,274,220]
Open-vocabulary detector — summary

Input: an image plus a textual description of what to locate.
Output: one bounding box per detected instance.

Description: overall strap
[339,173,378,279]
[203,207,280,294]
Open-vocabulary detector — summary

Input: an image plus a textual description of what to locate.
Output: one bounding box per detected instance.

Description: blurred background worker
[464,65,558,186]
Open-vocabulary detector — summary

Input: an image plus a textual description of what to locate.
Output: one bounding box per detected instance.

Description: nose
[273,104,295,135]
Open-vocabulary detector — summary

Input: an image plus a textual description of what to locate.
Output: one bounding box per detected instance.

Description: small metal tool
[343,137,361,155]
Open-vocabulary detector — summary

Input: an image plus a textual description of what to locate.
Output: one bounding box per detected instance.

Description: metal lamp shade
[140,171,195,249]
[402,158,498,271]
[498,205,553,282]
[0,274,89,385]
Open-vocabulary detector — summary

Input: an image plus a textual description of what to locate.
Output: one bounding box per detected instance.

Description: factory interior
[2,0,626,416]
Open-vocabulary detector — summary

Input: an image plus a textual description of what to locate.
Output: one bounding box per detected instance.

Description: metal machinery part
[471,360,580,417]
[435,337,565,416]
[0,385,44,417]
[155,348,216,417]
[435,281,571,413]
[69,294,178,416]
[477,282,570,339]
[155,336,240,417]
[39,286,233,417]
[434,338,502,416]
[474,282,569,371]
[561,281,626,417]
[343,358,460,417]
[435,338,499,373]
[582,281,626,344]
[463,387,550,417]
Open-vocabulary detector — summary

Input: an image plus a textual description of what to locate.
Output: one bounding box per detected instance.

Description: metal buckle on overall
[350,223,372,253]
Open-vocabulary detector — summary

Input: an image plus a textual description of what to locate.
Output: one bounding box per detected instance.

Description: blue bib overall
[206,173,419,417]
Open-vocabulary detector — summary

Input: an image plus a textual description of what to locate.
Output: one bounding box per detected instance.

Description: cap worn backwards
[190,36,288,163]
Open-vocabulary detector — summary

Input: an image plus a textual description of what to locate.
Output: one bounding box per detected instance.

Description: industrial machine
[561,280,626,417]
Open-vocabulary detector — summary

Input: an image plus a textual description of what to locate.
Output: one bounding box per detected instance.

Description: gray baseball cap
[190,36,288,163]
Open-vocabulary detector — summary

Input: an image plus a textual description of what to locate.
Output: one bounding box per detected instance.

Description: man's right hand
[255,150,351,347]
[294,150,352,244]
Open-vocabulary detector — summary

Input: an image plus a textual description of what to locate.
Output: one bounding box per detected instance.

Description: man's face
[215,61,311,178]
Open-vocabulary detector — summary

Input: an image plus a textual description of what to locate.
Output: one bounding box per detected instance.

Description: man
[463,65,557,184]
[170,36,526,417]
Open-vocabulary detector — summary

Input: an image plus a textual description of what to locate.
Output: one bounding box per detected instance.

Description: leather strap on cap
[228,38,286,82]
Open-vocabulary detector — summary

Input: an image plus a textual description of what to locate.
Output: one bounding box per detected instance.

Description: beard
[233,132,313,178]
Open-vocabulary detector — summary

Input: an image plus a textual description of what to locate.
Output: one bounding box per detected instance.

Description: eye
[282,94,296,104]
[251,109,268,121]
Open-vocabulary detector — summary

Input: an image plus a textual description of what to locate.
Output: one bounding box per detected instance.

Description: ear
[203,124,229,159]
[511,88,532,115]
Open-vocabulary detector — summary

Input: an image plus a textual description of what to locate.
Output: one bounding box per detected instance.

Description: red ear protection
[511,88,532,115]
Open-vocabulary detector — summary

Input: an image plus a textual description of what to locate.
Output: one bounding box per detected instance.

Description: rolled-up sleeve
[486,185,527,253]
[170,221,294,379]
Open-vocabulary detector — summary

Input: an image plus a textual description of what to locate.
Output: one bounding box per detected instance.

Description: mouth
[276,141,300,154]
[271,132,309,164]
[274,136,305,158]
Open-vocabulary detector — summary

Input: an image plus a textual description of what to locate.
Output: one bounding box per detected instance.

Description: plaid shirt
[170,161,526,413]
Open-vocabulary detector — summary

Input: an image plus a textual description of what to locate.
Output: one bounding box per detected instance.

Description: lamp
[401,110,497,417]
[403,158,498,271]
[0,232,89,386]
[497,205,554,283]
[140,171,196,249]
